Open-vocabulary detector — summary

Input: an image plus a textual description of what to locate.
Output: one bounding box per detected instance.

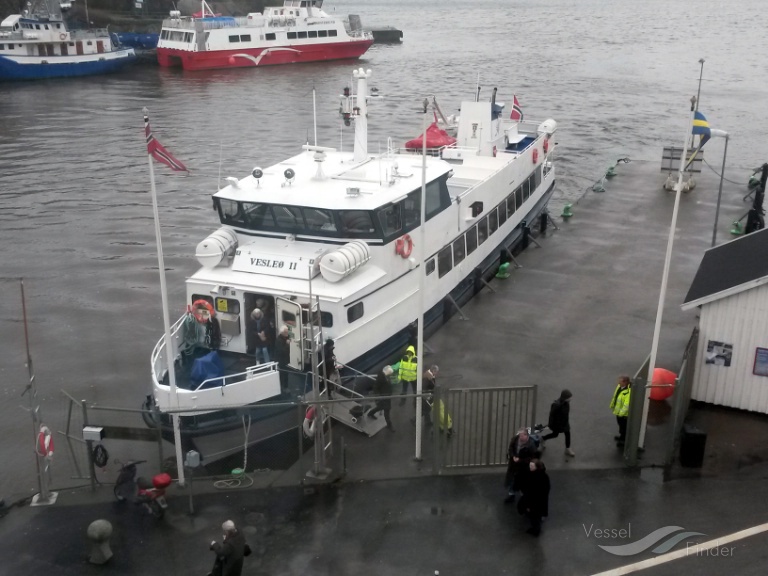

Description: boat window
[243,203,277,228]
[287,31,297,39]
[377,204,402,238]
[437,246,452,278]
[241,34,251,42]
[425,175,451,221]
[403,190,421,228]
[229,35,240,42]
[522,178,530,201]
[466,225,478,255]
[298,31,307,39]
[453,237,466,265]
[478,217,488,245]
[272,205,306,228]
[347,302,364,323]
[44,24,49,30]
[321,312,333,328]
[498,200,507,227]
[426,258,436,276]
[213,297,240,315]
[329,29,337,37]
[489,208,498,235]
[506,194,516,219]
[266,33,276,41]
[318,30,327,37]
[0,45,4,50]
[339,210,376,236]
[308,30,318,38]
[303,208,336,232]
[515,187,523,210]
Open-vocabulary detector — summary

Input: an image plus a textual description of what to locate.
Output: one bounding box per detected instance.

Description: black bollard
[521,220,529,250]
[473,267,483,295]
[540,211,548,234]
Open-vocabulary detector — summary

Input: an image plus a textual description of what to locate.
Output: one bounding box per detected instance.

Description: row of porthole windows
[19,22,62,30]
[287,29,338,39]
[426,171,540,279]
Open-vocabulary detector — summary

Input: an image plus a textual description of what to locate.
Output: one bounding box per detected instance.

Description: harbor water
[1,0,766,498]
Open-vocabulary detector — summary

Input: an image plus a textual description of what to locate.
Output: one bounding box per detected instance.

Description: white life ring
[59,33,67,41]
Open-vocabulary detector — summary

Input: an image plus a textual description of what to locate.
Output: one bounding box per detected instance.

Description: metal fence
[439,386,537,470]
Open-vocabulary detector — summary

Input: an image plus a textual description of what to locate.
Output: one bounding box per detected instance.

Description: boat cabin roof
[214,147,453,213]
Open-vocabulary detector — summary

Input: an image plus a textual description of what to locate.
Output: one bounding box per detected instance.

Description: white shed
[681,228,768,413]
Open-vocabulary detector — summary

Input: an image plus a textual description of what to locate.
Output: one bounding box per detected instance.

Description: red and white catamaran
[156,0,373,71]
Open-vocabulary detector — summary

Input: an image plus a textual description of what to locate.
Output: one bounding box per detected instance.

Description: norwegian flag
[144,110,188,172]
[510,94,524,122]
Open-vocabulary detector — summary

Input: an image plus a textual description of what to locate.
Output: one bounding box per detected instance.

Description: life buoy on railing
[190,299,215,323]
[532,148,539,164]
[37,424,54,459]
[59,33,67,41]
[543,138,549,153]
[493,145,497,157]
[303,406,317,437]
[395,234,413,258]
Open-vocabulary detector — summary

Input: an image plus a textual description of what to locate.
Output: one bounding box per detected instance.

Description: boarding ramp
[324,370,388,437]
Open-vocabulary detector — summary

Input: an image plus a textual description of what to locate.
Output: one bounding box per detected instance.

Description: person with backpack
[541,389,575,457]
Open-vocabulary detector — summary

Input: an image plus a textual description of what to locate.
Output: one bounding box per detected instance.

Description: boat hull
[0,51,136,80]
[157,39,373,70]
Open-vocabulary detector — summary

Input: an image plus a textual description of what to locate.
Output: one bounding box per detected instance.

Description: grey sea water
[0,0,766,497]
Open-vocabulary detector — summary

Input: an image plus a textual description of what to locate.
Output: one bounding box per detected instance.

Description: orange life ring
[395,234,413,258]
[191,299,215,323]
[492,145,497,157]
[532,148,539,164]
[543,138,549,153]
[59,33,67,41]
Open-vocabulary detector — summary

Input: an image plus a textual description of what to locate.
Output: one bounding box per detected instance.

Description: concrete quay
[2,159,767,575]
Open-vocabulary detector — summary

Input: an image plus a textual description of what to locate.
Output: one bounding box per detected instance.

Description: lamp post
[712,133,729,247]
[639,96,697,448]
[414,98,429,461]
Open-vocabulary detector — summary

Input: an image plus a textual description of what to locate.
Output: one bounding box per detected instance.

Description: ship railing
[161,17,243,31]
[195,362,278,391]
[150,314,187,384]
[69,28,111,39]
[347,29,373,40]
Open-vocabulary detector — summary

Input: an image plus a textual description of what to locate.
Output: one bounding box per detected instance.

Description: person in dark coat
[321,338,341,398]
[367,365,395,431]
[274,325,291,393]
[517,459,550,536]
[541,389,575,457]
[209,520,249,576]
[504,428,538,503]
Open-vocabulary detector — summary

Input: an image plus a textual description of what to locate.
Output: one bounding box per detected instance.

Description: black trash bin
[679,424,707,467]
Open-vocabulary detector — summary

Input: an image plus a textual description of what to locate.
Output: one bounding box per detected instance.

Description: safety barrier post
[82,399,97,492]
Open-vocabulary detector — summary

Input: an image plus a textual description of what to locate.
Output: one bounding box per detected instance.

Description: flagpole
[146,133,186,487]
[638,96,697,448]
[414,98,428,461]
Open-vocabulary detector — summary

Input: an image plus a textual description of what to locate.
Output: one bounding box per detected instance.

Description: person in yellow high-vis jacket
[610,376,631,446]
[397,345,418,407]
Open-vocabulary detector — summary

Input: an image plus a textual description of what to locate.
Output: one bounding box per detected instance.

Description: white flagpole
[415,98,429,460]
[639,96,697,448]
[146,140,186,487]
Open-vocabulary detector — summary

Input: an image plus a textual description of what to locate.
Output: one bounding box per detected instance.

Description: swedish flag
[692,111,711,145]
[686,111,712,170]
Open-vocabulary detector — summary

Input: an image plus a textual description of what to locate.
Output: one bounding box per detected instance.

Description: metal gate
[438,386,537,470]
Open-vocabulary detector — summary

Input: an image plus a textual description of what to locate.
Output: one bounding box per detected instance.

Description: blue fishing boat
[0,1,135,81]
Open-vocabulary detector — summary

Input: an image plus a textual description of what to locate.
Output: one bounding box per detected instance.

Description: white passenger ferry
[147,68,557,434]
[156,0,373,70]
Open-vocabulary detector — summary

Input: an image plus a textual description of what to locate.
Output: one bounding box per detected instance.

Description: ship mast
[352,68,372,164]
